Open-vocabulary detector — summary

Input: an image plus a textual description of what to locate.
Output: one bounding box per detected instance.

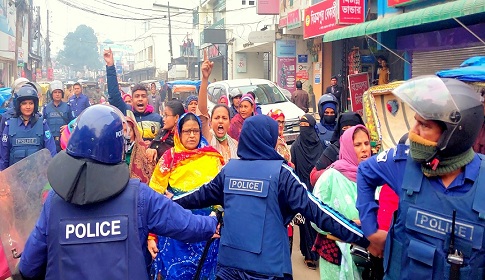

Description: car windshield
[230,84,287,105]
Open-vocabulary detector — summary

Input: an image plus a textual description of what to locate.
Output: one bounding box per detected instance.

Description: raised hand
[201,49,214,80]
[103,48,114,67]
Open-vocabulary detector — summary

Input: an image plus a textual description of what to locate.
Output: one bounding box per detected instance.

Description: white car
[207,79,305,143]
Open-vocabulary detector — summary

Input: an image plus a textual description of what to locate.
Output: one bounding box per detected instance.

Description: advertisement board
[348,73,369,116]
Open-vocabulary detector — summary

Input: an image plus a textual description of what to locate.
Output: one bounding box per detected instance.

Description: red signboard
[388,0,419,7]
[279,16,288,28]
[338,0,365,24]
[287,9,301,29]
[304,0,343,39]
[348,73,369,116]
[47,68,54,81]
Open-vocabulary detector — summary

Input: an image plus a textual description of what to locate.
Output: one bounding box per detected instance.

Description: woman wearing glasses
[148,112,224,280]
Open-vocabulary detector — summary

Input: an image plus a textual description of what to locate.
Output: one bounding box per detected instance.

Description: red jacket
[377,184,399,231]
[473,122,485,155]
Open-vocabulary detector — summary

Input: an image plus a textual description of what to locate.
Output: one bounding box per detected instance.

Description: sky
[35,0,201,55]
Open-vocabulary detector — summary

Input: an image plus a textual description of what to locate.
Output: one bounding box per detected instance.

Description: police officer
[228,88,242,119]
[0,85,57,170]
[18,105,218,280]
[356,76,485,279]
[173,114,372,279]
[315,93,338,149]
[43,80,73,152]
[0,78,31,134]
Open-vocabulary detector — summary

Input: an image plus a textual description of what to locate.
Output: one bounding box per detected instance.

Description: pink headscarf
[330,124,369,182]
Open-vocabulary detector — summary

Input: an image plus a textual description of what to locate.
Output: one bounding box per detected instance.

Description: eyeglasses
[181,129,200,136]
[163,114,175,118]
[277,120,285,125]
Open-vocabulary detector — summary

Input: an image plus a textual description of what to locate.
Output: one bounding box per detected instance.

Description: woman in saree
[312,124,372,279]
[148,112,224,280]
[197,54,238,163]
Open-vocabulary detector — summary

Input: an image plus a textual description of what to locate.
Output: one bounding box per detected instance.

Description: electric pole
[168,2,173,64]
[14,0,26,79]
[46,10,51,70]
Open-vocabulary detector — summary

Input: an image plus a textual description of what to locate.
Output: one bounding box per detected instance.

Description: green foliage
[58,25,102,71]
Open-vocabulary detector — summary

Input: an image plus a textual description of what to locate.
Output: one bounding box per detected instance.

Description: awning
[323,0,485,42]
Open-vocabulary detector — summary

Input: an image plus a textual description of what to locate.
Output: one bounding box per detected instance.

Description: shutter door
[412,46,485,77]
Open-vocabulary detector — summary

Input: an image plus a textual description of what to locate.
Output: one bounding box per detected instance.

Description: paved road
[291,226,320,280]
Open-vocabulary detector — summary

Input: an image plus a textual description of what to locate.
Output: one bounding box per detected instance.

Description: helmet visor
[392,75,480,124]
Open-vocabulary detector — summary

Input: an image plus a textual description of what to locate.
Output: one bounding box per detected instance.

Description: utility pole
[14,0,26,79]
[46,10,51,70]
[168,2,173,64]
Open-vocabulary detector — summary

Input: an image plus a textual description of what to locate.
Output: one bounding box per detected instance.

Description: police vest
[7,117,44,166]
[219,159,290,277]
[315,123,332,149]
[385,156,485,280]
[46,179,148,280]
[44,102,69,138]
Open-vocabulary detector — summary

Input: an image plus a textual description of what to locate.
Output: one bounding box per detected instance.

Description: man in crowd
[325,76,343,104]
[148,82,162,115]
[43,80,73,152]
[357,76,485,279]
[67,82,90,118]
[291,80,309,113]
[103,48,162,141]
[17,105,219,280]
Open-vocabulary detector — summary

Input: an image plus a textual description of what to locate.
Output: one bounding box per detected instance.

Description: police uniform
[315,123,333,149]
[174,115,369,279]
[0,116,57,170]
[18,105,217,280]
[67,93,90,118]
[43,101,72,152]
[357,145,485,279]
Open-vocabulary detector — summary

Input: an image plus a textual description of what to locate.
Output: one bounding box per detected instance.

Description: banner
[277,57,296,93]
[287,9,301,30]
[388,0,419,7]
[338,0,365,24]
[304,0,343,39]
[257,0,279,15]
[279,16,288,28]
[348,73,369,116]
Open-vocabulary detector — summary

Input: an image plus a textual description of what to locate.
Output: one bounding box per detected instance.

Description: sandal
[304,260,317,270]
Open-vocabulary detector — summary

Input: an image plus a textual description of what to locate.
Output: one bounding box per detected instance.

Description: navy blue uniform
[43,101,73,152]
[357,146,485,279]
[0,116,57,170]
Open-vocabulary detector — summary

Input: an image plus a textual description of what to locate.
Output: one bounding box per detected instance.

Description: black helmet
[392,75,483,157]
[15,85,39,115]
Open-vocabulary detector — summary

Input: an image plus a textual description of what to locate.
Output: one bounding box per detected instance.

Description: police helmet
[11,78,30,94]
[317,93,339,116]
[229,88,243,101]
[67,105,126,164]
[392,75,483,157]
[49,80,64,98]
[15,85,39,115]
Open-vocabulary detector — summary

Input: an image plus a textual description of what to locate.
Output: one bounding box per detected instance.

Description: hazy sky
[35,0,200,55]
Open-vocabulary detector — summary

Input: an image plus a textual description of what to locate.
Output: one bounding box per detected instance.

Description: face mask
[323,115,336,124]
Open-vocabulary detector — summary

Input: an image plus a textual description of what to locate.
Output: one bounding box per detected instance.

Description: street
[291,226,320,280]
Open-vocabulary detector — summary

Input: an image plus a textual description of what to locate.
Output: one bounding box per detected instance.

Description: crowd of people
[0,47,482,280]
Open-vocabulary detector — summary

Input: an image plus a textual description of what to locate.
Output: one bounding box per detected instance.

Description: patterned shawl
[126,117,156,183]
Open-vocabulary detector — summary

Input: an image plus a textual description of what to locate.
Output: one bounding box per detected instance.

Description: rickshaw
[171,85,197,102]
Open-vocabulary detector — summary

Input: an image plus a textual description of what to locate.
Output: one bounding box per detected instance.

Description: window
[249,0,255,5]
[242,0,246,4]
[148,46,153,62]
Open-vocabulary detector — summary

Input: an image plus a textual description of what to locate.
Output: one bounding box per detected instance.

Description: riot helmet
[11,78,30,94]
[49,80,65,98]
[15,85,39,115]
[229,88,243,102]
[67,105,127,164]
[317,93,339,117]
[392,75,483,157]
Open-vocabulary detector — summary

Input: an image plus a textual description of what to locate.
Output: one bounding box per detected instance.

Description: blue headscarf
[237,115,284,161]
[177,112,208,148]
[184,95,198,109]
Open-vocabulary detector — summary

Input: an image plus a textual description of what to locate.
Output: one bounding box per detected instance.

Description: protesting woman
[198,53,238,163]
[228,93,255,141]
[267,109,292,166]
[312,125,371,279]
[148,112,224,279]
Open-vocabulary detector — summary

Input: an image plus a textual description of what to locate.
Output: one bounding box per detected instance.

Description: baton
[193,206,224,280]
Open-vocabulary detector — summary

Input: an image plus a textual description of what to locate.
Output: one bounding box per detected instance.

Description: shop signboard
[257,0,279,15]
[279,16,288,28]
[303,0,343,39]
[388,0,419,7]
[348,72,369,116]
[276,40,297,57]
[287,9,302,30]
[338,0,365,25]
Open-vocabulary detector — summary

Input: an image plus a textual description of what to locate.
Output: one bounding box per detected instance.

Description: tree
[57,25,102,72]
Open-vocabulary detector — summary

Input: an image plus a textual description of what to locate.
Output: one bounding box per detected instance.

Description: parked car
[207,79,305,143]
[277,86,293,100]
